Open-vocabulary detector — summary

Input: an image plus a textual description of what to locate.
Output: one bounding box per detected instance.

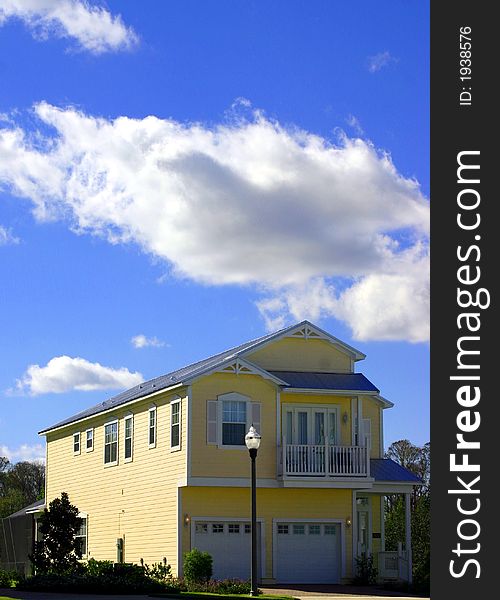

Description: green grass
[0,596,17,599]
[152,594,297,600]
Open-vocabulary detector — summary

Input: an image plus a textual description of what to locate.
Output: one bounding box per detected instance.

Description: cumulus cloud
[0,0,138,54]
[0,224,20,245]
[12,355,144,395]
[367,51,398,73]
[131,334,166,349]
[0,102,429,342]
[0,443,45,462]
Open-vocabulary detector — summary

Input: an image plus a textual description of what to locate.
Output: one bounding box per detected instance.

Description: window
[309,525,321,535]
[75,517,87,555]
[73,433,80,455]
[293,524,305,535]
[104,421,118,465]
[228,524,240,534]
[85,429,93,452]
[244,524,251,534]
[277,524,289,535]
[171,399,181,450]
[222,400,246,445]
[196,523,208,534]
[148,406,157,448]
[124,415,133,461]
[325,525,337,535]
[212,524,224,533]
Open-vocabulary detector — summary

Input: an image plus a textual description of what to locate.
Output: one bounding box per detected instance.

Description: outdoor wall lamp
[184,514,190,527]
[346,517,352,528]
[245,426,261,597]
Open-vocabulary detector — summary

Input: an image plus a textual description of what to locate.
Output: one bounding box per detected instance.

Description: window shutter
[251,402,261,434]
[207,400,217,445]
[362,418,371,449]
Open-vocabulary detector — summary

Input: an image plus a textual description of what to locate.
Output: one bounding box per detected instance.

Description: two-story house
[39,321,420,584]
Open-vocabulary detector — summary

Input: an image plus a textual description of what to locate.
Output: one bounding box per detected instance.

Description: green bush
[354,552,378,585]
[183,548,213,584]
[144,558,174,584]
[0,568,22,587]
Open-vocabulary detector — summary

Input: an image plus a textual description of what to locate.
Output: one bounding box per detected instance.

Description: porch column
[405,492,412,584]
[380,495,385,552]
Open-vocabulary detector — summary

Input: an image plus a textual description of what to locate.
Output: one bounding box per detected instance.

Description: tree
[384,440,430,593]
[0,458,45,518]
[30,492,83,574]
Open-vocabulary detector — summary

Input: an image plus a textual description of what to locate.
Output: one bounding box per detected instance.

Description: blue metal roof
[271,371,379,392]
[370,459,422,483]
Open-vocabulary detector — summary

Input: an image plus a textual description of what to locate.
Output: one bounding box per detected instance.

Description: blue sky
[0,0,429,462]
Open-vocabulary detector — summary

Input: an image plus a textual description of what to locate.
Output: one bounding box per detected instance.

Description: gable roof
[40,320,367,434]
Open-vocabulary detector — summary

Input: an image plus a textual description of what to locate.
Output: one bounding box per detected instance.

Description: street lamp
[245,426,261,597]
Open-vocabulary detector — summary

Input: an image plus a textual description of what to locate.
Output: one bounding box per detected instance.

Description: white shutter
[362,418,371,449]
[207,400,217,445]
[251,402,261,435]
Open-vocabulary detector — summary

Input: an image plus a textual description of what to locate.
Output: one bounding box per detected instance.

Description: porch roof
[271,370,379,392]
[370,458,422,483]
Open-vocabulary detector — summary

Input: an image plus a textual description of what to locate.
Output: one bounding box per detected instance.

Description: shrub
[0,568,22,587]
[85,558,114,577]
[144,558,174,584]
[354,552,378,585]
[183,548,213,584]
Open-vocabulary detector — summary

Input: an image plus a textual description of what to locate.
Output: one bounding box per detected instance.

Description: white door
[275,522,340,583]
[192,521,261,581]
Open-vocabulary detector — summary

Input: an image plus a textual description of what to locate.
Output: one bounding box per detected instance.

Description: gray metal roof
[39,321,368,434]
[6,498,45,519]
[370,459,422,483]
[271,371,379,392]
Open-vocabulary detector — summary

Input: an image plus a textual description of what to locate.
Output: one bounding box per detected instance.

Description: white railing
[378,551,409,581]
[283,442,370,477]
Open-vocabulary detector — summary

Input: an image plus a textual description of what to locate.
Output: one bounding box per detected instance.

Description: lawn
[152,594,297,600]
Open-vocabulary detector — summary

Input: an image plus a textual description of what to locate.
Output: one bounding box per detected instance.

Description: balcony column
[405,492,412,584]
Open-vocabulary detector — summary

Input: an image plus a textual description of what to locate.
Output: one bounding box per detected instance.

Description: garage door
[192,521,262,581]
[275,522,340,583]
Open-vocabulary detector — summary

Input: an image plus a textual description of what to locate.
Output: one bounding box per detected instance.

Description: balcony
[282,443,370,477]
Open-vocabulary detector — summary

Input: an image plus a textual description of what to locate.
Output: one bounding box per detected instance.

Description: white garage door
[192,521,262,581]
[275,522,340,583]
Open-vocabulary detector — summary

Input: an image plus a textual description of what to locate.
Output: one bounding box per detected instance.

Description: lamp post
[245,425,261,597]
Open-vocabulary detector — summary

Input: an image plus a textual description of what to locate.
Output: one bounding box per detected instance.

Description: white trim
[276,389,281,476]
[85,428,94,453]
[191,516,266,579]
[351,398,356,445]
[148,405,157,449]
[73,432,81,455]
[123,413,134,463]
[351,491,357,572]
[187,386,192,479]
[282,388,381,397]
[355,495,372,556]
[370,482,418,494]
[405,492,413,584]
[185,476,375,489]
[380,494,385,551]
[217,392,253,450]
[212,357,288,385]
[177,487,183,577]
[186,477,279,488]
[281,478,374,489]
[281,402,341,446]
[272,517,346,580]
[170,397,182,452]
[379,407,384,456]
[39,383,184,435]
[103,418,119,467]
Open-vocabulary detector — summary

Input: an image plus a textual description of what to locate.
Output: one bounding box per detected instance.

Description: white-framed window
[124,415,133,461]
[104,420,118,465]
[228,523,240,534]
[222,399,247,445]
[309,524,321,535]
[195,523,208,534]
[148,406,157,448]
[277,524,289,535]
[170,399,181,451]
[85,428,94,452]
[206,393,260,447]
[212,523,224,533]
[282,404,340,446]
[73,432,80,455]
[293,524,305,535]
[75,516,87,556]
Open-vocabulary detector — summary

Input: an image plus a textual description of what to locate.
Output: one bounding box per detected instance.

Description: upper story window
[104,421,118,465]
[222,400,247,445]
[124,415,133,461]
[85,428,94,452]
[170,399,181,451]
[148,406,157,448]
[73,433,80,455]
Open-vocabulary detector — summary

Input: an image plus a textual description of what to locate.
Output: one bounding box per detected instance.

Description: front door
[284,407,339,445]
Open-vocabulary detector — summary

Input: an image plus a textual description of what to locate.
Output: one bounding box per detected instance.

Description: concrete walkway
[1,587,429,600]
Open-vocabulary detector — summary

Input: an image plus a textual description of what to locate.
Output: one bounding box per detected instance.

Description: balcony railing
[282,442,370,477]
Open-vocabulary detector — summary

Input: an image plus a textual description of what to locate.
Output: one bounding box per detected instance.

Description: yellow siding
[190,374,277,479]
[46,389,188,572]
[361,398,382,458]
[181,486,354,581]
[247,338,352,373]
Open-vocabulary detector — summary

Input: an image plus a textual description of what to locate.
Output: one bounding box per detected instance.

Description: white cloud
[0,0,138,54]
[13,355,144,395]
[346,114,364,136]
[367,51,397,73]
[0,443,45,462]
[0,102,429,342]
[0,224,20,245]
[131,334,166,349]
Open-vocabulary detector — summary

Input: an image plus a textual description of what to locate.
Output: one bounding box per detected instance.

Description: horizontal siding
[361,398,382,459]
[46,390,188,572]
[247,338,352,373]
[182,486,354,581]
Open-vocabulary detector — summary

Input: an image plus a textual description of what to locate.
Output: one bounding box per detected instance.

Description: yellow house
[39,320,420,585]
